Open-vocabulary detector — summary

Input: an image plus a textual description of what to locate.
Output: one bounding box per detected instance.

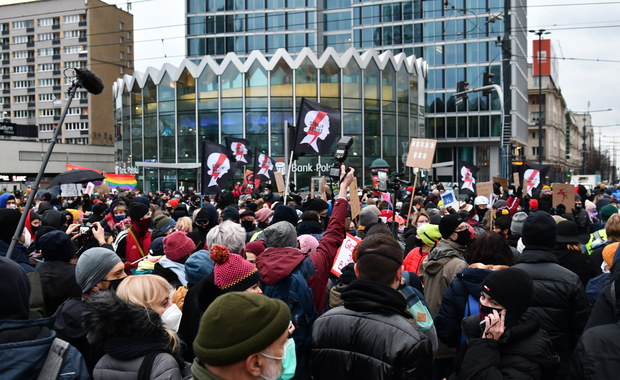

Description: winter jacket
[83,291,184,380]
[453,315,559,379]
[435,265,508,348]
[0,240,45,318]
[0,318,89,380]
[403,246,429,275]
[569,322,620,379]
[189,358,225,380]
[36,260,82,316]
[513,247,590,354]
[552,246,600,288]
[311,279,432,379]
[54,298,101,372]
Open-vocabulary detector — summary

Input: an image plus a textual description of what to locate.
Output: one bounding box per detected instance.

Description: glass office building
[113,48,427,192]
[185,0,529,182]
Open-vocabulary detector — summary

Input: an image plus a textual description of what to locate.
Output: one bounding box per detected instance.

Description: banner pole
[406,168,419,226]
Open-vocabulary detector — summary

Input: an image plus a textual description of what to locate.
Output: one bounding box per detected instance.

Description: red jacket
[403,247,428,275]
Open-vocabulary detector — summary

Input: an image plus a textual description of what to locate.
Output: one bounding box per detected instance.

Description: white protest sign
[440,189,459,210]
[60,183,80,197]
[84,182,95,196]
[330,233,361,277]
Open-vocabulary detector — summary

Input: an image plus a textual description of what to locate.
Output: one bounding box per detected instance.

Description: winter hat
[603,243,620,268]
[297,234,319,255]
[585,200,597,212]
[149,236,165,256]
[163,231,195,261]
[193,292,290,366]
[153,214,176,234]
[416,223,442,247]
[0,208,21,244]
[185,249,214,286]
[425,201,438,210]
[166,198,180,210]
[264,221,298,248]
[75,247,121,293]
[91,203,107,217]
[427,208,442,224]
[244,240,266,256]
[302,198,329,213]
[600,204,619,223]
[254,207,274,223]
[0,256,30,320]
[271,205,298,226]
[222,206,240,223]
[439,214,463,239]
[493,199,507,209]
[128,202,149,221]
[210,245,260,292]
[510,212,528,235]
[358,208,379,230]
[363,204,381,216]
[529,199,539,211]
[522,211,556,249]
[481,267,533,318]
[39,230,74,262]
[239,210,255,219]
[37,200,53,214]
[556,220,590,244]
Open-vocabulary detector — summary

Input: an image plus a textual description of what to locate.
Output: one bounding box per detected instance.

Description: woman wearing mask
[84,274,187,379]
[403,223,442,275]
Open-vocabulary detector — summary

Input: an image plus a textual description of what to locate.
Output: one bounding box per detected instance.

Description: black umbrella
[47,169,104,188]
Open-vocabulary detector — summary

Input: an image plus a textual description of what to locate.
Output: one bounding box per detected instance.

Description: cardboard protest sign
[331,233,361,277]
[552,183,575,211]
[406,138,437,169]
[95,183,111,195]
[476,182,494,207]
[513,172,520,188]
[349,179,361,221]
[274,171,285,193]
[320,176,327,200]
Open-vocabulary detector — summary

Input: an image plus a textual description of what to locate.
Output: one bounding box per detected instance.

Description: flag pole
[406,168,419,226]
[283,120,291,202]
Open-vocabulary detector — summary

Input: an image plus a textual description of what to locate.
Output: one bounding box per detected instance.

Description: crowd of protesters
[2,170,620,379]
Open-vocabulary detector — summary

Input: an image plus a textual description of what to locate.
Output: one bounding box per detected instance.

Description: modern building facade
[185,0,530,182]
[0,0,133,146]
[113,48,427,192]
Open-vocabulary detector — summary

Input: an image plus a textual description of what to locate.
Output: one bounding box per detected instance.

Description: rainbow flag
[66,164,103,174]
[105,173,137,189]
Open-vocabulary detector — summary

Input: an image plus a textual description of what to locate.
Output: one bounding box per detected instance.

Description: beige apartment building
[0,0,133,146]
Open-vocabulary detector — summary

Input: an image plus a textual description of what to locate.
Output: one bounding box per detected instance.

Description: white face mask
[161,304,182,332]
[258,353,284,380]
[417,222,429,229]
[6,203,16,209]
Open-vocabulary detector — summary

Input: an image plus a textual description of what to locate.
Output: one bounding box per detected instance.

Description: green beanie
[193,292,291,366]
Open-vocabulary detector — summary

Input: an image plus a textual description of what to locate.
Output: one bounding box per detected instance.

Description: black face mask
[575,203,583,210]
[454,229,473,246]
[241,220,255,232]
[105,278,125,291]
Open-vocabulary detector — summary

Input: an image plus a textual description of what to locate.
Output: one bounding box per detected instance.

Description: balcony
[78,21,87,27]
[2,103,9,109]
[27,57,34,63]
[27,72,34,78]
[53,115,60,121]
[78,52,87,58]
[2,74,8,80]
[26,27,34,33]
[1,44,8,50]
[80,114,88,120]
[26,42,34,48]
[52,40,60,45]
[52,85,61,91]
[27,87,35,93]
[52,24,60,30]
[2,89,8,94]
[1,30,8,35]
[80,130,89,135]
[79,37,87,43]
[79,98,88,104]
[52,70,60,76]
[1,60,8,65]
[27,102,35,108]
[52,54,60,60]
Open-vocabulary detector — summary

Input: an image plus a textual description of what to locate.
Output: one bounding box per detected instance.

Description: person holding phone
[454,268,559,379]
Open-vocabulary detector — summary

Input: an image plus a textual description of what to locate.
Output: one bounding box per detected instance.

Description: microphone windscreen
[75,68,104,95]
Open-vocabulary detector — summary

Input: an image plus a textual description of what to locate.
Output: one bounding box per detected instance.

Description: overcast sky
[111,0,620,150]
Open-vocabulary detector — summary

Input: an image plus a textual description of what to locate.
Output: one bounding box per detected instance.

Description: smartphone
[479,320,486,331]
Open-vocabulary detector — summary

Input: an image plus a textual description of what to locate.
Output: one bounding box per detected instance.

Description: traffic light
[456,80,468,103]
[483,72,495,96]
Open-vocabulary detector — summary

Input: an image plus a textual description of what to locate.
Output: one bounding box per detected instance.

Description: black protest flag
[225,137,251,164]
[458,160,480,194]
[201,140,235,194]
[241,169,259,194]
[253,147,276,187]
[293,98,340,159]
[521,163,550,197]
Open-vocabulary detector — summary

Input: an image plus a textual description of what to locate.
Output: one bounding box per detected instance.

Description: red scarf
[125,218,152,265]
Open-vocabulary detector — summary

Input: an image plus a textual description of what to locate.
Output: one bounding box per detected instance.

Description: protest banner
[331,233,361,277]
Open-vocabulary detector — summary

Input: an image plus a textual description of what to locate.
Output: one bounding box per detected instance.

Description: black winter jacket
[435,266,493,347]
[552,246,600,288]
[311,279,432,380]
[569,322,620,379]
[454,316,559,379]
[513,248,590,353]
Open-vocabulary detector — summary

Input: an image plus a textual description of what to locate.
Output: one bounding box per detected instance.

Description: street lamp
[571,107,613,173]
[594,124,620,153]
[529,29,551,165]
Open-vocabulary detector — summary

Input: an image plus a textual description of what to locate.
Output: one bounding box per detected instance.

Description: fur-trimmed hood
[82,290,169,344]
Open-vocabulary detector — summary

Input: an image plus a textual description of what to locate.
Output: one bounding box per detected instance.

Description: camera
[79,223,93,235]
[329,136,353,181]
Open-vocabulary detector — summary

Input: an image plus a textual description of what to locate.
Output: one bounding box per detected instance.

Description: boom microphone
[75,68,104,95]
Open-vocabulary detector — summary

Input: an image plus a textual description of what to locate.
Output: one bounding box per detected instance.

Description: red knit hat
[529,199,539,210]
[163,231,195,261]
[211,245,260,292]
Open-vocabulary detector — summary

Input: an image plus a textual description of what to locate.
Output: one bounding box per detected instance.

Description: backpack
[262,259,317,353]
[586,273,612,307]
[400,286,434,332]
[36,338,69,380]
[461,294,479,345]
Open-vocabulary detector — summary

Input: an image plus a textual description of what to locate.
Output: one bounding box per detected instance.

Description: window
[13,95,32,103]
[38,63,57,72]
[65,122,88,130]
[120,66,125,74]
[38,18,54,26]
[14,80,35,89]
[64,30,80,38]
[126,31,132,40]
[127,45,132,54]
[532,146,542,156]
[74,91,87,99]
[531,94,545,105]
[14,110,35,118]
[12,50,28,59]
[39,124,55,131]
[39,78,59,87]
[67,107,82,115]
[39,93,57,102]
[40,108,61,117]
[64,45,80,54]
[13,20,34,29]
[38,32,55,41]
[119,22,125,30]
[65,137,89,145]
[38,48,54,56]
[64,15,80,23]
[532,111,544,124]
[120,51,125,60]
[13,65,30,73]
[65,61,86,69]
[13,36,29,44]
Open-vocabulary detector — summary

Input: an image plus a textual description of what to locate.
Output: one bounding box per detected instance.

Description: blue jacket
[0,318,89,379]
[434,266,495,347]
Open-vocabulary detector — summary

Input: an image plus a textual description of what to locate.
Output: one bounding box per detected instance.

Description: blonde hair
[606,213,620,241]
[116,275,179,351]
[175,216,193,233]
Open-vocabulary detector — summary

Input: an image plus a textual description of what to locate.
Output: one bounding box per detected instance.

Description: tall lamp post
[529,29,550,165]
[572,107,612,174]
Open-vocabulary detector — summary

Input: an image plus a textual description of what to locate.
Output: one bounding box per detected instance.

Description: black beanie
[0,256,30,320]
[0,209,21,244]
[39,230,75,262]
[271,205,298,226]
[439,214,463,239]
[522,211,556,249]
[481,268,533,318]
[128,202,149,221]
[302,198,329,213]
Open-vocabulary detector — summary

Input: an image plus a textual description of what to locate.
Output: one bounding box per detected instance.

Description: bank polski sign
[291,162,332,173]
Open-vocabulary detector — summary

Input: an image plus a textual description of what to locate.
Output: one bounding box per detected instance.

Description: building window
[120,66,125,74]
[12,50,29,59]
[38,63,57,72]
[38,32,55,41]
[13,20,34,29]
[119,22,125,30]
[39,78,60,87]
[13,65,30,73]
[127,45,132,54]
[38,18,54,26]
[65,61,86,69]
[40,108,60,117]
[126,31,132,40]
[14,110,35,118]
[64,45,80,54]
[64,15,80,23]
[13,36,29,44]
[532,146,541,156]
[66,122,88,130]
[531,111,544,124]
[64,30,80,38]
[531,94,545,105]
[38,48,54,56]
[39,124,55,131]
[14,80,35,89]
[67,107,82,115]
[39,93,57,102]
[13,95,33,103]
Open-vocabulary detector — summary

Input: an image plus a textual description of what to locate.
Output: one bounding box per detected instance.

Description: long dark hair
[469,232,515,266]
